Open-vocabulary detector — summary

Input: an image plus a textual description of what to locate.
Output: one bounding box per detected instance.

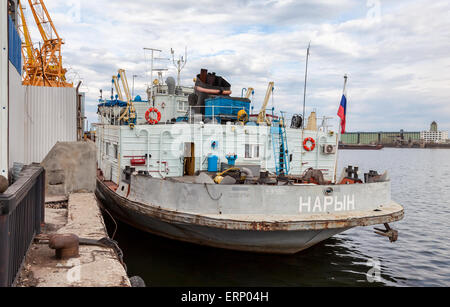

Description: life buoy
[145,108,161,125]
[303,137,316,151]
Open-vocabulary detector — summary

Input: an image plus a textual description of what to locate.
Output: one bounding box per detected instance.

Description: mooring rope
[79,237,127,273]
[204,183,222,201]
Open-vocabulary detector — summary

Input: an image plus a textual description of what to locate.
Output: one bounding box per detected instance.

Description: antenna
[171,47,188,87]
[132,74,138,98]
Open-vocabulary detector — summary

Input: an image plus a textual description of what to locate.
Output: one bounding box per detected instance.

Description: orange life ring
[145,108,161,125]
[303,137,316,151]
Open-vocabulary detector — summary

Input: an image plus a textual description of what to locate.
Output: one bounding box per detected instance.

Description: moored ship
[95,68,404,254]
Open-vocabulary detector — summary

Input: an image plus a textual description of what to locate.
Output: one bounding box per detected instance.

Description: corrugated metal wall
[24,86,77,163]
[1,1,8,177]
[8,62,25,167]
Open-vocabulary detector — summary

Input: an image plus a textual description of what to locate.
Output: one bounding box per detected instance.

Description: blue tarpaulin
[205,97,250,122]
[98,99,128,107]
[8,16,22,74]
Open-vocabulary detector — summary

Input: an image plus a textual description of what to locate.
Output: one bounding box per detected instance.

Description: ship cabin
[96,70,340,187]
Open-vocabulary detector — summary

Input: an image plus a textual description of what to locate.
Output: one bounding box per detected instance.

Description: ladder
[271,113,290,175]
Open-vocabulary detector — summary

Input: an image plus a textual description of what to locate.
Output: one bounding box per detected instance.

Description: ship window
[105,142,110,156]
[245,144,260,159]
[113,144,118,159]
[178,100,189,112]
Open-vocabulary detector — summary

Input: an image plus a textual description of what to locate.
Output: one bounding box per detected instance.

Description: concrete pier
[16,193,130,287]
[15,141,131,287]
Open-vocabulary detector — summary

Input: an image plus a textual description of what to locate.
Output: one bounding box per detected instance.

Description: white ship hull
[96,175,404,254]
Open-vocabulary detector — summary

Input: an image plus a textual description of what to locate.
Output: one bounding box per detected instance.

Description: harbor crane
[111,69,136,126]
[257,82,275,125]
[19,0,71,87]
[118,69,132,102]
[112,69,132,102]
[18,2,41,85]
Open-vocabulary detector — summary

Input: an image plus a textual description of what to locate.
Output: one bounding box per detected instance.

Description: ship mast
[143,47,162,103]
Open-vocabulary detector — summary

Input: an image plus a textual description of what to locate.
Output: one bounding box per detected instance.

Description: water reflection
[103,148,450,287]
[104,217,397,287]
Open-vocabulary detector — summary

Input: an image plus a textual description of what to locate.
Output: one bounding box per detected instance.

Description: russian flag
[337,94,347,134]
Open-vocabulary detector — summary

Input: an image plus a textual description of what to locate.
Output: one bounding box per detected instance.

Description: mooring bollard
[0,176,8,194]
[49,234,80,259]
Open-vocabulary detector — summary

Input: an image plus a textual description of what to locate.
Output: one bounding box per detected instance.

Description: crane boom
[27,0,60,42]
[112,76,124,101]
[26,0,71,87]
[257,82,274,125]
[118,69,132,102]
[245,87,254,99]
[18,3,34,64]
[18,2,44,86]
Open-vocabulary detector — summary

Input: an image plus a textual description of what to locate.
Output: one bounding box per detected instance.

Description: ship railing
[98,104,339,131]
[0,165,45,287]
[271,111,339,132]
[175,106,299,126]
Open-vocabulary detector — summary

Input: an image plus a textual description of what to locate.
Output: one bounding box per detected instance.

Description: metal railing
[97,103,339,132]
[100,105,270,126]
[0,165,45,287]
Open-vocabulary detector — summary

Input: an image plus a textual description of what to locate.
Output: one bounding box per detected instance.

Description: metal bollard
[49,234,80,259]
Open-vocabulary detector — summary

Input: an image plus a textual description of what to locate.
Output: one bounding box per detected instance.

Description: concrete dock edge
[16,193,131,287]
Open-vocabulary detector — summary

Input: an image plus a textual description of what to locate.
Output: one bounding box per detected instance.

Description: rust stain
[97,178,404,233]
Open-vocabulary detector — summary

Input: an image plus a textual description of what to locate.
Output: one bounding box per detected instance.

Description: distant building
[430,121,438,132]
[340,131,421,145]
[421,122,448,143]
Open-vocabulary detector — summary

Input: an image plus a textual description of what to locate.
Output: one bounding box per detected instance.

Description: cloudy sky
[23,0,450,132]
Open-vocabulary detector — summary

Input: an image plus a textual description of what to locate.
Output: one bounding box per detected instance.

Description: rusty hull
[96,177,404,254]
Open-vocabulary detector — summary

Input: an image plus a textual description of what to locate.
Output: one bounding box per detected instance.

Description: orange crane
[24,0,72,87]
[18,2,42,85]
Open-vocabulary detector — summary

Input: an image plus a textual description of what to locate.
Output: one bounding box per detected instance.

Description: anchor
[374,223,398,243]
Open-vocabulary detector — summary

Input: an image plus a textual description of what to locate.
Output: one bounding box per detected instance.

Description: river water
[105,148,450,287]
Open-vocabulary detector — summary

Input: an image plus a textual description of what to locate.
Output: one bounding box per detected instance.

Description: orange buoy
[145,108,162,125]
[303,137,316,151]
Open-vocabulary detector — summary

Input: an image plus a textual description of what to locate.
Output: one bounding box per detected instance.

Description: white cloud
[22,0,450,132]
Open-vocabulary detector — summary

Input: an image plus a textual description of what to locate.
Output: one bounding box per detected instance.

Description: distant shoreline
[340,143,450,149]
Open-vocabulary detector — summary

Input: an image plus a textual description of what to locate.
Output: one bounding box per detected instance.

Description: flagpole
[340,74,348,134]
[300,43,311,174]
[342,74,348,95]
[334,74,348,183]
[302,42,311,129]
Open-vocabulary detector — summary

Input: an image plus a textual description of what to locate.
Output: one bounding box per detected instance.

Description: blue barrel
[226,155,238,166]
[208,155,219,172]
